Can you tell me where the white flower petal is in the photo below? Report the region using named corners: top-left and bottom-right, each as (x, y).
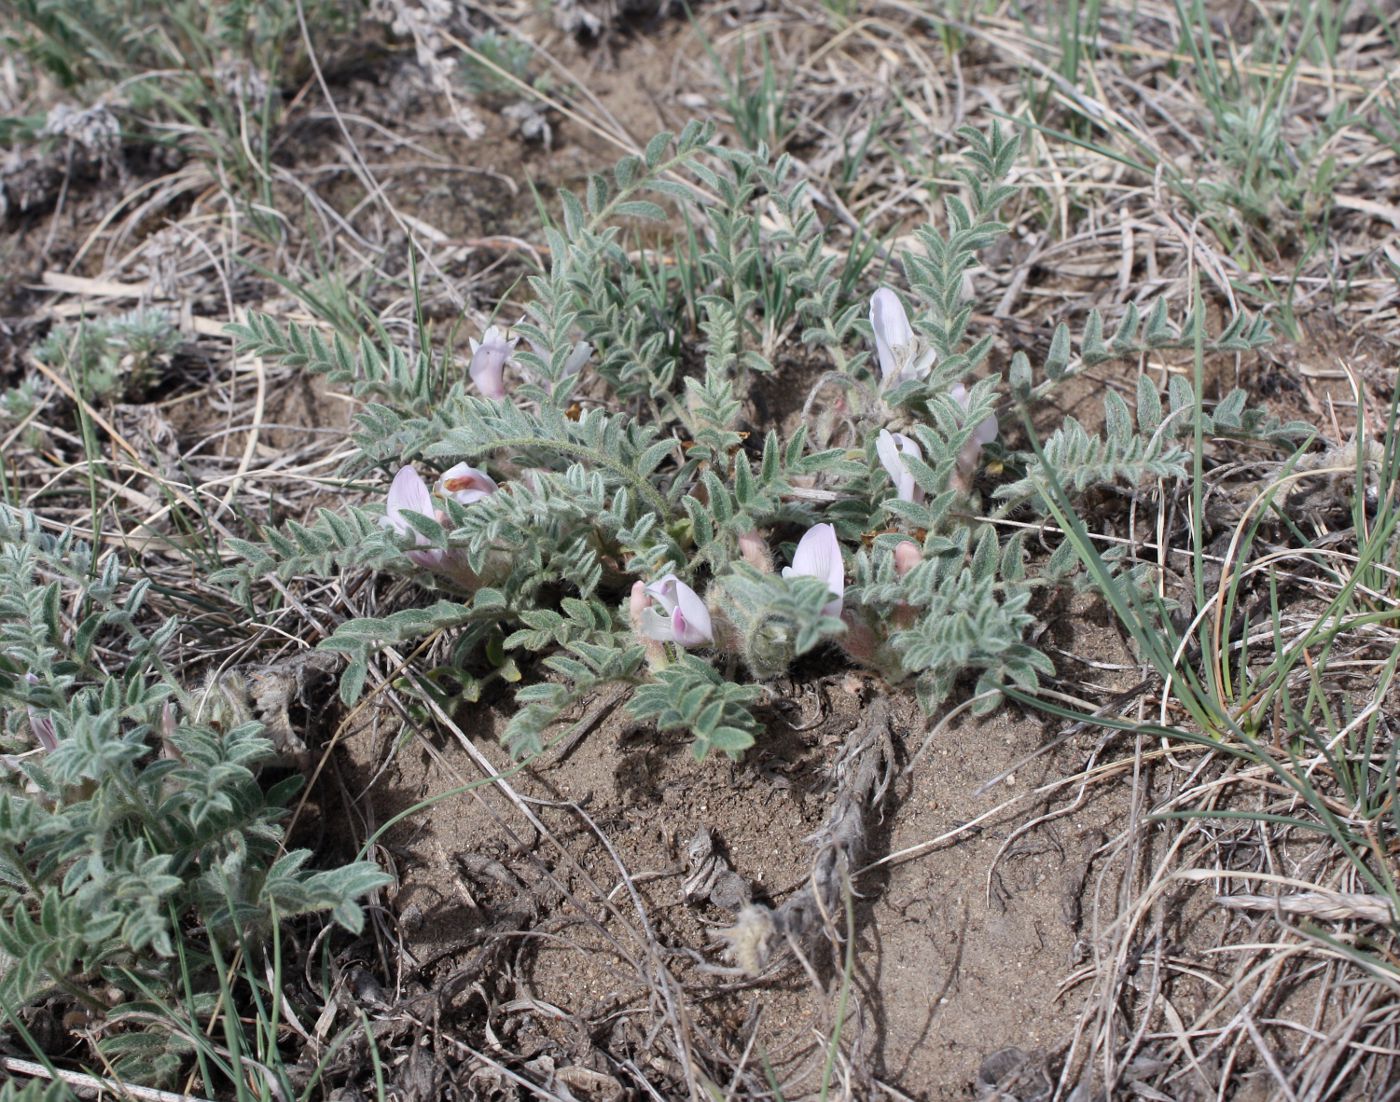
top-left (908, 345), bottom-right (938, 382)
top-left (790, 523), bottom-right (835, 579)
top-left (384, 466), bottom-right (434, 543)
top-left (876, 430), bottom-right (922, 503)
top-left (789, 523), bottom-right (844, 617)
top-left (645, 574), bottom-right (681, 616)
top-left (438, 462), bottom-right (499, 506)
top-left (640, 575), bottom-right (710, 646)
top-left (870, 288), bottom-right (912, 386)
top-left (639, 607), bottom-right (675, 642)
top-left (875, 428), bottom-right (901, 479)
top-left (671, 581), bottom-right (713, 647)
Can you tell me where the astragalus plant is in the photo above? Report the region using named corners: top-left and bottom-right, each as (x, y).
top-left (222, 121), bottom-right (1297, 762)
top-left (0, 507), bottom-right (389, 1084)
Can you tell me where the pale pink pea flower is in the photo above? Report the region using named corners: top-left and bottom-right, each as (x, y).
top-left (870, 288), bottom-right (936, 388)
top-left (380, 466), bottom-right (447, 569)
top-left (469, 325), bottom-right (519, 400)
top-left (638, 575), bottom-right (713, 648)
top-left (781, 523), bottom-right (844, 617)
top-left (24, 674), bottom-right (57, 752)
top-left (436, 462), bottom-right (498, 505)
top-left (876, 429), bottom-right (924, 504)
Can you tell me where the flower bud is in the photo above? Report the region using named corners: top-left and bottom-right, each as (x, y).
top-left (737, 529), bottom-right (773, 573)
top-left (893, 540), bottom-right (921, 578)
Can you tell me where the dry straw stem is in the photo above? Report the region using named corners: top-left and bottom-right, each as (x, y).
top-left (1, 1056), bottom-right (217, 1102)
top-left (1216, 891), bottom-right (1397, 927)
top-left (1053, 723), bottom-right (1400, 1099)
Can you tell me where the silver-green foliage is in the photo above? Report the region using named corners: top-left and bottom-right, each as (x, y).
top-left (998, 338), bottom-right (1308, 510)
top-left (0, 1079), bottom-right (67, 1102)
top-left (34, 309), bottom-right (179, 404)
top-left (221, 124), bottom-right (860, 758)
top-left (4, 0), bottom-right (356, 100)
top-left (219, 121), bottom-right (1299, 756)
top-left (0, 507), bottom-right (389, 1074)
top-left (849, 526), bottom-right (1047, 716)
top-left (629, 655), bottom-right (763, 760)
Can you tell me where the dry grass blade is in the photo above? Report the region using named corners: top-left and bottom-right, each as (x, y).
top-left (1215, 890), bottom-right (1398, 926)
